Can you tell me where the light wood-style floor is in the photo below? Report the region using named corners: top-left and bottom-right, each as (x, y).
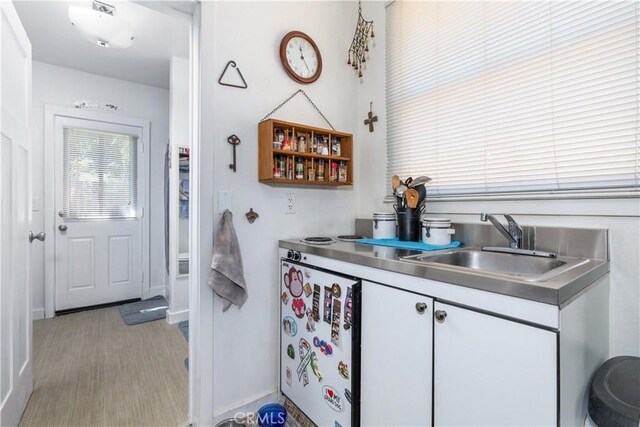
top-left (19, 307), bottom-right (188, 427)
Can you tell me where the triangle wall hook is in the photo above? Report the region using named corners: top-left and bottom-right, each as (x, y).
top-left (218, 60), bottom-right (248, 89)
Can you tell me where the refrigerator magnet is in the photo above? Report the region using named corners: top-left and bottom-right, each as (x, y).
top-left (310, 352), bottom-right (323, 381)
top-left (281, 292), bottom-right (289, 305)
top-left (285, 367), bottom-right (292, 386)
top-left (304, 283), bottom-right (313, 297)
top-left (284, 267), bottom-right (304, 298)
top-left (331, 283), bottom-right (342, 298)
top-left (292, 298), bottom-right (306, 319)
top-left (323, 286), bottom-right (333, 324)
top-left (287, 344), bottom-right (295, 359)
top-left (338, 361), bottom-right (349, 379)
top-left (322, 386), bottom-right (345, 412)
top-left (313, 336), bottom-right (333, 355)
top-left (331, 299), bottom-right (342, 346)
top-left (305, 309), bottom-right (316, 332)
top-left (297, 338), bottom-right (312, 387)
top-left (343, 288), bottom-right (353, 330)
top-left (312, 284), bottom-right (321, 321)
top-left (282, 316), bottom-right (297, 337)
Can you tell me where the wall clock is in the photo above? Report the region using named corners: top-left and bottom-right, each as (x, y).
top-left (280, 31), bottom-right (322, 84)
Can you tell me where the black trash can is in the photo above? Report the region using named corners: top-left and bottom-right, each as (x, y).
top-left (588, 356), bottom-right (640, 427)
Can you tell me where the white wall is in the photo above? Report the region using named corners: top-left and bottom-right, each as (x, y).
top-left (30, 61), bottom-right (170, 316)
top-left (206, 1), bottom-right (362, 416)
top-left (354, 6), bottom-right (640, 357)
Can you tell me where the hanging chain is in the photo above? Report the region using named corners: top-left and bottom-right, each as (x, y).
top-left (259, 89), bottom-right (336, 131)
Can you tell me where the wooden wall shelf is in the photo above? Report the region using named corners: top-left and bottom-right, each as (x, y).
top-left (259, 119), bottom-right (353, 187)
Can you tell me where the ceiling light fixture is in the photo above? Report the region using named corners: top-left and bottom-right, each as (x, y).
top-left (69, 0), bottom-right (134, 49)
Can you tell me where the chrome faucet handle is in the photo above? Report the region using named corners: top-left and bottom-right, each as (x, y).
top-left (504, 214), bottom-right (523, 249)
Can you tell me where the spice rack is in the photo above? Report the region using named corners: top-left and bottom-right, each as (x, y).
top-left (258, 119), bottom-right (353, 186)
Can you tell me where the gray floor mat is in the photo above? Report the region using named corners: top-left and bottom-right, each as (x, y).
top-left (118, 295), bottom-right (169, 325)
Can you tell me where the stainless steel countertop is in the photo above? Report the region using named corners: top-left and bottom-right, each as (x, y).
top-left (278, 239), bottom-right (609, 307)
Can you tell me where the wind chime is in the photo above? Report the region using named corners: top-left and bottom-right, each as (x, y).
top-left (347, 0), bottom-right (375, 78)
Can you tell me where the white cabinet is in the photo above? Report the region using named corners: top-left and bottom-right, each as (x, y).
top-left (433, 301), bottom-right (557, 426)
top-left (360, 281), bottom-right (433, 427)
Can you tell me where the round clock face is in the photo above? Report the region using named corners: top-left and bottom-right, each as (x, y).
top-left (280, 31), bottom-right (322, 84)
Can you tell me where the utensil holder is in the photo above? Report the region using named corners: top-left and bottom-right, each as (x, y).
top-left (395, 206), bottom-right (423, 241)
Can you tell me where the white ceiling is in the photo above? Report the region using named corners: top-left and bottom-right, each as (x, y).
top-left (14, 0), bottom-right (189, 89)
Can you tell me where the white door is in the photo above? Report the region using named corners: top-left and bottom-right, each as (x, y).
top-left (360, 282), bottom-right (433, 427)
top-left (0, 2), bottom-right (33, 425)
top-left (434, 301), bottom-right (557, 426)
top-left (54, 117), bottom-right (144, 311)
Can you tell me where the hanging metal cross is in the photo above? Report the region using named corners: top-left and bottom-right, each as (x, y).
top-left (364, 102), bottom-right (378, 132)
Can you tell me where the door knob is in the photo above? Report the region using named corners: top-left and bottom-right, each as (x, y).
top-left (58, 225), bottom-right (68, 232)
top-left (415, 302), bottom-right (428, 314)
top-left (29, 231), bottom-right (46, 243)
top-left (435, 309), bottom-right (447, 323)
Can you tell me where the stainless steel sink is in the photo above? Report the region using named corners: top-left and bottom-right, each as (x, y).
top-left (402, 249), bottom-right (588, 282)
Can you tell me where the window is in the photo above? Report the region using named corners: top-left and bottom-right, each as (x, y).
top-left (386, 1), bottom-right (639, 197)
top-left (63, 127), bottom-right (138, 219)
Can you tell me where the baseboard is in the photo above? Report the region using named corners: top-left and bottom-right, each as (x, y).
top-left (32, 308), bottom-right (45, 321)
top-left (166, 308), bottom-right (189, 324)
top-left (212, 390), bottom-right (278, 425)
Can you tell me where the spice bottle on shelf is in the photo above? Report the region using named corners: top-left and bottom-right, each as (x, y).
top-left (310, 136), bottom-right (317, 154)
top-left (287, 158), bottom-right (293, 180)
top-left (308, 165), bottom-right (315, 181)
top-left (274, 156), bottom-right (285, 178)
top-left (317, 159), bottom-right (325, 181)
top-left (297, 135), bottom-right (306, 153)
top-left (295, 158), bottom-right (304, 180)
top-left (322, 137), bottom-right (330, 155)
top-left (316, 136), bottom-right (324, 155)
top-left (332, 138), bottom-right (341, 156)
top-left (273, 159), bottom-right (282, 178)
top-left (330, 161), bottom-right (338, 182)
top-left (338, 161), bottom-right (347, 183)
top-left (282, 135), bottom-right (291, 151)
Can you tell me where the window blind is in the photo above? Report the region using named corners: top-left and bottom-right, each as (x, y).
top-left (386, 0), bottom-right (640, 196)
top-left (63, 127), bottom-right (138, 219)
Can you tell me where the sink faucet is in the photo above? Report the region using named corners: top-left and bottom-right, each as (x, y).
top-left (480, 213), bottom-right (523, 249)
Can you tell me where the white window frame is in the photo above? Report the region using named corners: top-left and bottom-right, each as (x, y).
top-left (60, 121), bottom-right (141, 221)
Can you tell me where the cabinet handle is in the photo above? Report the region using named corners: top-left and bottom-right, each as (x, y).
top-left (415, 302), bottom-right (428, 314)
top-left (435, 309), bottom-right (447, 323)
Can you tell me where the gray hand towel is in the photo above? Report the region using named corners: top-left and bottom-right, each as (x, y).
top-left (208, 209), bottom-right (248, 311)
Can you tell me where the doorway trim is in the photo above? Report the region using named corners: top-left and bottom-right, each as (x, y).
top-left (43, 106), bottom-right (151, 318)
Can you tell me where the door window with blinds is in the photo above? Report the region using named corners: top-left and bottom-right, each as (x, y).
top-left (63, 127), bottom-right (139, 219)
top-left (386, 1), bottom-right (639, 197)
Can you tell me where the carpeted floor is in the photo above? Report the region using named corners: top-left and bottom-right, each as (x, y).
top-left (19, 306), bottom-right (188, 427)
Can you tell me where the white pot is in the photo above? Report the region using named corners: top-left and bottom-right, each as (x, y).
top-left (421, 217), bottom-right (455, 245)
top-left (373, 212), bottom-right (396, 239)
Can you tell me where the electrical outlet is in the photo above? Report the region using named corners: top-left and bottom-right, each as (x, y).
top-left (286, 193), bottom-right (295, 214)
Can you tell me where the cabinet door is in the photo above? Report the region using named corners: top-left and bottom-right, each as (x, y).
top-left (361, 281), bottom-right (433, 426)
top-left (434, 302), bottom-right (557, 426)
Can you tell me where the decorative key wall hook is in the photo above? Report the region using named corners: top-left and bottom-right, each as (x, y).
top-left (227, 134), bottom-right (241, 172)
